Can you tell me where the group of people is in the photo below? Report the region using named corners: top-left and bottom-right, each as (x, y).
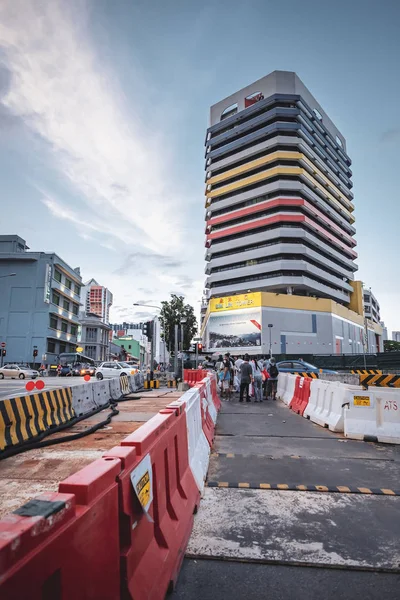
top-left (205, 353), bottom-right (279, 403)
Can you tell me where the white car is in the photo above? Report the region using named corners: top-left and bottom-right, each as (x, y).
top-left (0, 364), bottom-right (39, 379)
top-left (95, 361), bottom-right (133, 380)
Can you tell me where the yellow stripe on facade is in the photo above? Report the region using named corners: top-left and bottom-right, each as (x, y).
top-left (207, 165), bottom-right (354, 223)
top-left (208, 150), bottom-right (353, 211)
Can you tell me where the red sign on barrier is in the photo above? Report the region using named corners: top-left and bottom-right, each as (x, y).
top-left (25, 379), bottom-right (45, 392)
top-left (83, 374), bottom-right (91, 382)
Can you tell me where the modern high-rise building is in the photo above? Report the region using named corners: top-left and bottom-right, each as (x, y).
top-left (201, 71), bottom-right (383, 355)
top-left (80, 278), bottom-right (113, 324)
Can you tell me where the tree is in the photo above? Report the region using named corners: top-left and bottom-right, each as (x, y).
top-left (384, 340), bottom-right (400, 352)
top-left (159, 294), bottom-right (198, 353)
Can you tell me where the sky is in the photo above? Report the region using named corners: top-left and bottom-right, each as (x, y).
top-left (0, 0), bottom-right (399, 333)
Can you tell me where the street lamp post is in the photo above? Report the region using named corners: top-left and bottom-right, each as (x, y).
top-left (180, 317), bottom-right (187, 382)
top-left (133, 303), bottom-right (162, 369)
top-left (268, 324), bottom-right (273, 357)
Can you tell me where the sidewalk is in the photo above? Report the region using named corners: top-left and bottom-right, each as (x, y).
top-left (172, 395), bottom-right (400, 599)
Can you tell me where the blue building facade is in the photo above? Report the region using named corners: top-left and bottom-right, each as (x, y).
top-left (0, 235), bottom-right (82, 365)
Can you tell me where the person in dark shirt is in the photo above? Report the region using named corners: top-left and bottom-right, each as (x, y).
top-left (239, 354), bottom-right (253, 403)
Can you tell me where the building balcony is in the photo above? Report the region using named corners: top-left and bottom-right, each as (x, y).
top-left (49, 304), bottom-right (80, 324)
top-left (47, 328), bottom-right (78, 344)
top-left (51, 278), bottom-right (81, 302)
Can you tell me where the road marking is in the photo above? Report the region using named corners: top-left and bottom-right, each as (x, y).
top-left (206, 482), bottom-right (400, 496)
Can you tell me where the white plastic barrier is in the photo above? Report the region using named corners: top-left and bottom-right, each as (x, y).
top-left (277, 372), bottom-right (288, 400)
top-left (304, 380), bottom-right (363, 432)
top-left (282, 374), bottom-right (297, 405)
top-left (200, 377), bottom-right (217, 425)
top-left (168, 386), bottom-right (211, 494)
top-left (344, 388), bottom-right (400, 444)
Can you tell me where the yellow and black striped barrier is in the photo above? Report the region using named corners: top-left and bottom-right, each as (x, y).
top-left (144, 379), bottom-right (161, 390)
top-left (167, 380), bottom-right (177, 388)
top-left (0, 388), bottom-right (75, 452)
top-left (359, 373), bottom-right (400, 388)
top-left (293, 372), bottom-right (319, 378)
top-left (206, 481), bottom-right (399, 496)
top-left (351, 369), bottom-right (382, 375)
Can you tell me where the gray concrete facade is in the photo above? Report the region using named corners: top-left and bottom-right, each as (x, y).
top-left (77, 314), bottom-right (111, 362)
top-left (0, 235), bottom-right (82, 365)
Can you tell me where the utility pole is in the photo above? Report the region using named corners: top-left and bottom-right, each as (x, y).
top-left (180, 318), bottom-right (187, 382)
top-left (174, 324), bottom-right (178, 376)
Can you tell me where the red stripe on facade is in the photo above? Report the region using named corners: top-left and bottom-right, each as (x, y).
top-left (205, 213), bottom-right (357, 259)
top-left (207, 197), bottom-right (355, 247)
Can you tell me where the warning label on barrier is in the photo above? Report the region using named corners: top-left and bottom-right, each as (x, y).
top-left (130, 454), bottom-right (153, 521)
top-left (354, 396), bottom-right (370, 407)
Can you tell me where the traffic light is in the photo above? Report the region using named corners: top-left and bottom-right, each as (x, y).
top-left (2, 349), bottom-right (6, 357)
top-left (33, 348), bottom-right (38, 358)
top-left (198, 343), bottom-right (203, 352)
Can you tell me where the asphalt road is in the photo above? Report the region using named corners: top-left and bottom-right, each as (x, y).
top-left (172, 395), bottom-right (400, 599)
top-left (0, 377), bottom-right (94, 401)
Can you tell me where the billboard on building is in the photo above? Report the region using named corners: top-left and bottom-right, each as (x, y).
top-left (207, 307), bottom-right (262, 353)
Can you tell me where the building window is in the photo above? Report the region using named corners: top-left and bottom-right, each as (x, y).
top-left (335, 135), bottom-right (343, 148)
top-left (54, 269), bottom-right (62, 283)
top-left (86, 327), bottom-right (97, 342)
top-left (221, 103), bottom-right (238, 121)
top-left (72, 303), bottom-right (79, 315)
top-left (313, 108), bottom-right (323, 121)
top-left (74, 284), bottom-right (80, 295)
top-left (70, 325), bottom-right (77, 336)
top-left (47, 340), bottom-right (56, 353)
top-left (59, 342), bottom-right (67, 353)
top-left (52, 291), bottom-right (60, 306)
top-left (85, 345), bottom-right (96, 359)
top-left (50, 315), bottom-right (58, 329)
top-left (63, 299), bottom-right (70, 311)
top-left (65, 278), bottom-right (72, 290)
top-left (61, 321), bottom-right (68, 333)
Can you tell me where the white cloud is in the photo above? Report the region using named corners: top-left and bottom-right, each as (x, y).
top-left (0, 0), bottom-right (206, 324)
top-left (0, 0), bottom-right (182, 255)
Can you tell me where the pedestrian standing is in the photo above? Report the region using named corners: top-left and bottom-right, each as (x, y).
top-left (262, 354), bottom-right (271, 398)
top-left (266, 358), bottom-right (279, 400)
top-left (251, 359), bottom-right (263, 402)
top-left (221, 354), bottom-right (232, 400)
top-left (239, 354), bottom-right (253, 403)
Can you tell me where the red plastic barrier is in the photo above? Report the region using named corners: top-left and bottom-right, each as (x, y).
top-left (184, 369), bottom-right (208, 386)
top-left (194, 381), bottom-right (215, 447)
top-left (0, 458), bottom-right (121, 599)
top-left (208, 374), bottom-right (221, 412)
top-left (105, 407), bottom-right (200, 600)
top-left (289, 376), bottom-right (311, 416)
